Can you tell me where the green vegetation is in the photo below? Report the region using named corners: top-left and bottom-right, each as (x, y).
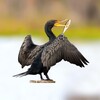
top-left (0, 19), bottom-right (100, 41)
top-left (66, 26), bottom-right (100, 41)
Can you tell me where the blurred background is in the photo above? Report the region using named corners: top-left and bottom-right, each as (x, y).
top-left (0, 0), bottom-right (100, 100)
top-left (0, 0), bottom-right (100, 40)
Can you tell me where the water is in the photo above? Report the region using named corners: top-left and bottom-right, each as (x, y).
top-left (0, 37), bottom-right (100, 100)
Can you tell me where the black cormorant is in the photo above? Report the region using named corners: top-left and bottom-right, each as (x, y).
top-left (13, 19), bottom-right (89, 81)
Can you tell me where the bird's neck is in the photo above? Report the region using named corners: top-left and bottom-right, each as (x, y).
top-left (45, 26), bottom-right (56, 41)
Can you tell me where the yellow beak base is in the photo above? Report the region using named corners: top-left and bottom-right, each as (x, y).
top-left (54, 22), bottom-right (65, 27)
top-left (54, 19), bottom-right (69, 27)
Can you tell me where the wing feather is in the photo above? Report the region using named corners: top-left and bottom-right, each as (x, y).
top-left (18, 35), bottom-right (43, 68)
top-left (41, 35), bottom-right (89, 69)
top-left (63, 37), bottom-right (89, 67)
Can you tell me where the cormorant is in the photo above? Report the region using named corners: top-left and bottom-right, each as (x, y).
top-left (13, 19), bottom-right (89, 81)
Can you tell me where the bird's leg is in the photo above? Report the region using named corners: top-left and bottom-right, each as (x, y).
top-left (44, 73), bottom-right (50, 80)
top-left (43, 67), bottom-right (51, 80)
top-left (43, 67), bottom-right (55, 82)
top-left (40, 73), bottom-right (44, 80)
top-left (44, 73), bottom-right (53, 81)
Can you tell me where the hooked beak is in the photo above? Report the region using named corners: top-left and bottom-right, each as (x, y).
top-left (54, 19), bottom-right (69, 27)
top-left (54, 19), bottom-right (71, 34)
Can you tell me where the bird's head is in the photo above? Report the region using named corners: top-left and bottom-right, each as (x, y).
top-left (45, 19), bottom-right (71, 30)
top-left (45, 19), bottom-right (71, 40)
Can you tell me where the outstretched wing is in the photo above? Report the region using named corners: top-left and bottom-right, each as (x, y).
top-left (62, 36), bottom-right (89, 67)
top-left (18, 35), bottom-right (43, 68)
top-left (41, 35), bottom-right (89, 69)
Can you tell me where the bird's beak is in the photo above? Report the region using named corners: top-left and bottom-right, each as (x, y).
top-left (54, 19), bottom-right (69, 27)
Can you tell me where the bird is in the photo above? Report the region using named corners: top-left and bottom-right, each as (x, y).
top-left (13, 19), bottom-right (89, 81)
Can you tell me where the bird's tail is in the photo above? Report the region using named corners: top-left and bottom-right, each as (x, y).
top-left (13, 72), bottom-right (27, 77)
